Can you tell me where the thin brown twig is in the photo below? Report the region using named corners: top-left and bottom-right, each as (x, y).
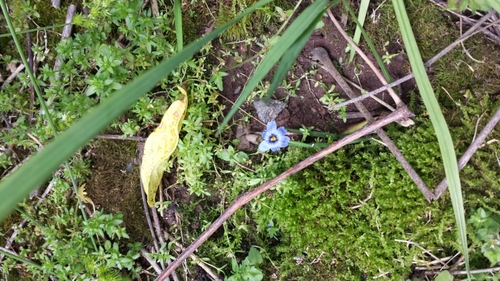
top-left (433, 107), bottom-right (500, 199)
top-left (53, 5), bottom-right (76, 72)
top-left (151, 207), bottom-right (166, 270)
top-left (141, 249), bottom-right (163, 274)
top-left (430, 0), bottom-right (500, 44)
top-left (138, 143), bottom-right (161, 253)
top-left (424, 266), bottom-right (500, 276)
top-left (137, 144), bottom-right (178, 281)
top-left (163, 232), bottom-right (222, 281)
top-left (1, 63), bottom-right (25, 89)
top-left (155, 106), bottom-right (414, 280)
top-left (95, 134), bottom-right (147, 141)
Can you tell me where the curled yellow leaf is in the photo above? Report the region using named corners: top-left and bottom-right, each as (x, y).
top-left (141, 86), bottom-right (188, 206)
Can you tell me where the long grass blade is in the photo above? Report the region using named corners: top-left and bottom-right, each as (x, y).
top-left (216, 0), bottom-right (336, 135)
top-left (0, 23), bottom-right (68, 38)
top-left (346, 0), bottom-right (369, 62)
top-left (392, 0), bottom-right (470, 279)
top-left (0, 0), bottom-right (272, 222)
top-left (174, 0), bottom-right (183, 51)
top-left (344, 2), bottom-right (392, 84)
top-left (264, 13), bottom-right (322, 102)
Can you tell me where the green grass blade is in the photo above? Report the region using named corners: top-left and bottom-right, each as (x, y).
top-left (216, 0), bottom-right (337, 135)
top-left (264, 13), bottom-right (322, 102)
top-left (174, 0), bottom-right (183, 51)
top-left (0, 23), bottom-right (68, 38)
top-left (0, 0), bottom-right (272, 222)
top-left (392, 0), bottom-right (470, 279)
top-left (346, 0), bottom-right (369, 62)
top-left (344, 3), bottom-right (392, 84)
top-left (0, 248), bottom-right (47, 272)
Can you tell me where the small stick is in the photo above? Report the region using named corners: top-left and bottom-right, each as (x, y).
top-left (95, 134), bottom-right (147, 141)
top-left (155, 106), bottom-right (414, 280)
top-left (430, 0), bottom-right (500, 44)
top-left (53, 5), bottom-right (76, 72)
top-left (138, 142), bottom-right (178, 281)
top-left (51, 0), bottom-right (61, 8)
top-left (433, 107), bottom-right (500, 199)
top-left (164, 232), bottom-right (222, 280)
top-left (424, 266), bottom-right (500, 276)
top-left (1, 64), bottom-right (25, 89)
top-left (141, 249), bottom-right (163, 274)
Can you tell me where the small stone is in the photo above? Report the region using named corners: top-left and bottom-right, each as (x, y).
top-left (253, 98), bottom-right (286, 123)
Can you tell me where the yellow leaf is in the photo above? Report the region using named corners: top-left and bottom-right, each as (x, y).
top-left (341, 117), bottom-right (381, 134)
top-left (341, 120), bottom-right (368, 134)
top-left (76, 184), bottom-right (96, 213)
top-left (141, 86), bottom-right (188, 207)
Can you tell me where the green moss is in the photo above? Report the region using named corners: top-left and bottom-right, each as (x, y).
top-left (215, 0), bottom-right (280, 41)
top-left (246, 113), bottom-right (500, 279)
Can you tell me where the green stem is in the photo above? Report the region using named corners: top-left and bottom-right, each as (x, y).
top-left (288, 137), bottom-right (371, 149)
top-left (287, 128), bottom-right (342, 139)
top-left (0, 248), bottom-right (48, 273)
top-left (0, 23), bottom-right (68, 38)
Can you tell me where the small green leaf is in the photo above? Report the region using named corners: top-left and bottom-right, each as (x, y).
top-left (435, 270), bottom-right (453, 281)
top-left (245, 247), bottom-right (263, 266)
top-left (231, 257), bottom-right (239, 273)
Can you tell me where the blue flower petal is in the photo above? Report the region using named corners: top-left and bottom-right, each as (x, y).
top-left (276, 126), bottom-right (287, 136)
top-left (262, 129), bottom-right (273, 141)
top-left (267, 120), bottom-right (277, 131)
top-left (278, 135), bottom-right (290, 147)
top-left (258, 140), bottom-right (272, 152)
top-left (259, 120), bottom-right (290, 153)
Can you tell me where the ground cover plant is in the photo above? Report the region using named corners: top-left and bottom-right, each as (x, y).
top-left (1, 0), bottom-right (500, 280)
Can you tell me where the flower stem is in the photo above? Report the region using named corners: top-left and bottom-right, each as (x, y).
top-left (288, 137), bottom-right (371, 149)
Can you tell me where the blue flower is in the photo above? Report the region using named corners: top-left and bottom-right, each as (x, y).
top-left (258, 120), bottom-right (290, 152)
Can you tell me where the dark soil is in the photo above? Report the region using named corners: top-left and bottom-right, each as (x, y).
top-left (219, 10), bottom-right (415, 145)
top-left (84, 139), bottom-right (150, 243)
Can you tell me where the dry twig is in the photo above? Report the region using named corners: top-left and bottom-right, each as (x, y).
top-left (53, 5), bottom-right (76, 72)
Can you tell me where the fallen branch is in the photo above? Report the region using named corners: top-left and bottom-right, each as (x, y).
top-left (141, 249), bottom-right (163, 274)
top-left (326, 9), bottom-right (405, 110)
top-left (424, 266), bottom-right (500, 276)
top-left (155, 106), bottom-right (414, 280)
